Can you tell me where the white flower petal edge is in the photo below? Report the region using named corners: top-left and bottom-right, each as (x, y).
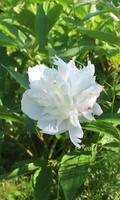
top-left (21, 57), bottom-right (103, 148)
top-left (117, 108), bottom-right (120, 113)
top-left (21, 90), bottom-right (42, 120)
top-left (28, 64), bottom-right (47, 82)
top-left (69, 125), bottom-right (83, 148)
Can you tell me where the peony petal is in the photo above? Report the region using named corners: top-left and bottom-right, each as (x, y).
top-left (67, 60), bottom-right (78, 72)
top-left (54, 56), bottom-right (68, 79)
top-left (79, 115), bottom-right (90, 123)
top-left (80, 60), bottom-right (95, 76)
top-left (28, 64), bottom-right (46, 82)
top-left (86, 60), bottom-right (95, 75)
top-left (69, 114), bottom-right (80, 127)
top-left (93, 103), bottom-right (103, 116)
top-left (21, 90), bottom-right (42, 120)
top-left (82, 112), bottom-right (95, 121)
top-left (54, 56), bottom-right (66, 69)
top-left (54, 57), bottom-right (78, 80)
top-left (76, 85), bottom-right (103, 113)
top-left (68, 62), bottom-right (96, 96)
top-left (37, 119), bottom-right (68, 135)
top-left (69, 125), bottom-right (84, 148)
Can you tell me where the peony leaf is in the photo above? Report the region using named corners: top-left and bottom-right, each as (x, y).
top-left (33, 166), bottom-right (53, 200)
top-left (0, 105), bottom-right (24, 124)
top-left (47, 4), bottom-right (63, 32)
top-left (97, 113), bottom-right (120, 125)
top-left (79, 29), bottom-right (120, 45)
top-left (2, 64), bottom-right (29, 89)
top-left (0, 160), bottom-right (44, 181)
top-left (59, 152), bottom-right (91, 200)
top-left (35, 5), bottom-right (47, 47)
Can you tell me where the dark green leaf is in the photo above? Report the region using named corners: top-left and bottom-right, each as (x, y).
top-left (84, 121), bottom-right (120, 140)
top-left (97, 113), bottom-right (120, 125)
top-left (14, 9), bottom-right (35, 33)
top-left (34, 166), bottom-right (53, 200)
top-left (35, 5), bottom-right (47, 47)
top-left (103, 141), bottom-right (120, 153)
top-left (0, 105), bottom-right (24, 124)
top-left (2, 65), bottom-right (29, 89)
top-left (0, 160), bottom-right (43, 181)
top-left (59, 153), bottom-right (91, 200)
top-left (47, 4), bottom-right (63, 32)
top-left (79, 29), bottom-right (120, 45)
top-left (0, 31), bottom-right (15, 46)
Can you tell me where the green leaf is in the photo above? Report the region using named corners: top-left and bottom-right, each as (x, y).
top-left (103, 141), bottom-right (120, 153)
top-left (35, 5), bottom-right (47, 47)
top-left (79, 29), bottom-right (120, 45)
top-left (0, 105), bottom-right (24, 124)
top-left (33, 166), bottom-right (53, 200)
top-left (59, 153), bottom-right (91, 200)
top-left (47, 4), bottom-right (63, 32)
top-left (35, 4), bottom-right (62, 48)
top-left (84, 121), bottom-right (120, 140)
top-left (0, 21), bottom-right (25, 47)
top-left (2, 65), bottom-right (29, 89)
top-left (83, 10), bottom-right (108, 21)
top-left (97, 113), bottom-right (120, 125)
top-left (14, 9), bottom-right (35, 33)
top-left (104, 1), bottom-right (120, 18)
top-left (0, 31), bottom-right (15, 46)
top-left (0, 160), bottom-right (43, 181)
top-left (59, 47), bottom-right (80, 57)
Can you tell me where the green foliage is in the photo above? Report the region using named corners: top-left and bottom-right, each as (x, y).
top-left (2, 64), bottom-right (29, 89)
top-left (0, 0), bottom-right (120, 199)
top-left (0, 177), bottom-right (34, 200)
top-left (59, 152), bottom-right (92, 200)
top-left (33, 166), bottom-right (53, 200)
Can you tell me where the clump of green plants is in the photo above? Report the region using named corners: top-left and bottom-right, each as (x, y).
top-left (0, 177), bottom-right (34, 200)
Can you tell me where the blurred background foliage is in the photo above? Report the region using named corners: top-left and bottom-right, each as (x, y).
top-left (0, 0), bottom-right (120, 199)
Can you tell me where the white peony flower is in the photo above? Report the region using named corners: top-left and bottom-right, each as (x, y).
top-left (21, 57), bottom-right (103, 147)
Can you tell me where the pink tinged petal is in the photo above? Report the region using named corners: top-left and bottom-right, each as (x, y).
top-left (93, 103), bottom-right (103, 116)
top-left (69, 125), bottom-right (84, 148)
top-left (28, 64), bottom-right (47, 82)
top-left (76, 85), bottom-right (103, 113)
top-left (21, 90), bottom-right (42, 120)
